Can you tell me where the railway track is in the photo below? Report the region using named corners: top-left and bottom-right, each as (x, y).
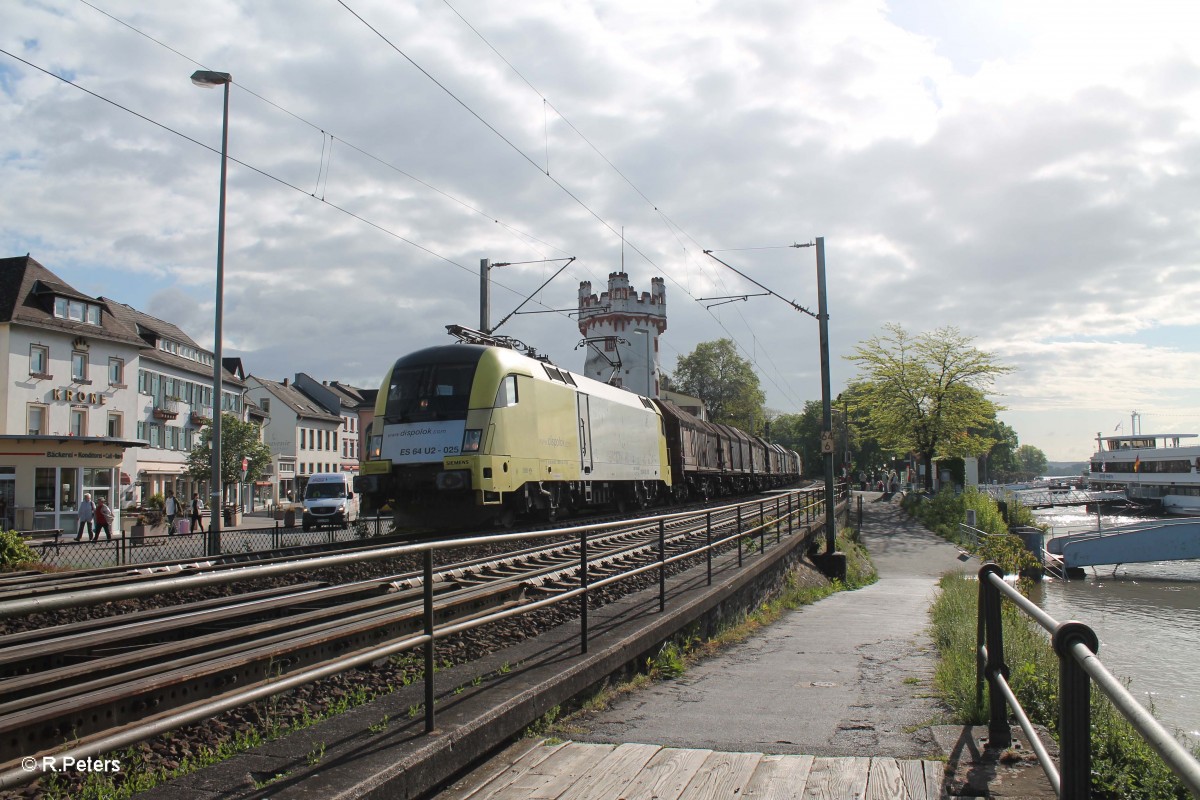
top-left (0, 488), bottom-right (822, 793)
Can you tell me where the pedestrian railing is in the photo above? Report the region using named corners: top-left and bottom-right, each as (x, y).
top-left (22, 515), bottom-right (398, 571)
top-left (976, 563), bottom-right (1200, 798)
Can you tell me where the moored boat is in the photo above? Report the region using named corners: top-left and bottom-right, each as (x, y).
top-left (1089, 430), bottom-right (1200, 515)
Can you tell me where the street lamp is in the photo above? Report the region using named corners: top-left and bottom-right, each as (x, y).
top-left (191, 69), bottom-right (232, 556)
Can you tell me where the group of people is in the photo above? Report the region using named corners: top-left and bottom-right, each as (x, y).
top-left (73, 493), bottom-right (114, 541)
top-left (74, 489), bottom-right (208, 541)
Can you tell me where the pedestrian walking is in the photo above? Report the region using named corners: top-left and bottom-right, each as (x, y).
top-left (75, 493), bottom-right (95, 541)
top-left (190, 492), bottom-right (205, 534)
top-left (94, 497), bottom-right (114, 541)
top-left (164, 490), bottom-right (179, 534)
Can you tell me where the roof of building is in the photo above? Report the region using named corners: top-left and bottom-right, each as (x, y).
top-left (98, 299), bottom-right (244, 386)
top-left (0, 256), bottom-right (149, 348)
top-left (249, 376), bottom-right (342, 424)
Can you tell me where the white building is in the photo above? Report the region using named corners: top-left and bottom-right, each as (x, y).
top-left (291, 374), bottom-right (370, 474)
top-left (0, 256), bottom-right (147, 532)
top-left (102, 301), bottom-right (246, 508)
top-left (577, 272), bottom-right (667, 397)
top-left (244, 376), bottom-right (342, 504)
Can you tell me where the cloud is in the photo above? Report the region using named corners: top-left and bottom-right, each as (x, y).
top-left (2, 0), bottom-right (1199, 462)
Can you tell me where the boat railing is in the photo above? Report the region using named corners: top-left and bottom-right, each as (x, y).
top-left (977, 563), bottom-right (1200, 798)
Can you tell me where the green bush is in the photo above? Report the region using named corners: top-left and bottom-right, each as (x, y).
top-left (0, 529), bottom-right (38, 569)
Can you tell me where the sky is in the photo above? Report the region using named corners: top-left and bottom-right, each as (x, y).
top-left (3, 0), bottom-right (1199, 462)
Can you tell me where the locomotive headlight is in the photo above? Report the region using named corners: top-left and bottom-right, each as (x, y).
top-left (461, 429), bottom-right (482, 453)
top-left (369, 435), bottom-right (382, 459)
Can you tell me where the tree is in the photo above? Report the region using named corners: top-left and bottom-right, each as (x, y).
top-left (980, 419), bottom-right (1020, 483)
top-left (672, 339), bottom-right (766, 429)
top-left (768, 403), bottom-right (822, 478)
top-left (186, 414), bottom-right (273, 501)
top-left (846, 324), bottom-right (1012, 491)
top-left (1015, 444), bottom-right (1048, 481)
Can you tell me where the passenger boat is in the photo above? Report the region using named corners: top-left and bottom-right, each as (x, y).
top-left (1088, 431), bottom-right (1200, 515)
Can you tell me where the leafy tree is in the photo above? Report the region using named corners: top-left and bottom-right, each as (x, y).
top-left (186, 414), bottom-right (273, 501)
top-left (979, 419), bottom-right (1020, 483)
top-left (768, 402), bottom-right (822, 478)
top-left (1015, 444), bottom-right (1048, 481)
top-left (846, 324), bottom-right (1012, 491)
top-left (672, 339), bottom-right (766, 429)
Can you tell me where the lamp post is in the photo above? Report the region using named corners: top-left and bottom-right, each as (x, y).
top-left (191, 69), bottom-right (232, 556)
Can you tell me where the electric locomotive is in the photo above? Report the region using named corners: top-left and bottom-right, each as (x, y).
top-left (354, 336), bottom-right (669, 527)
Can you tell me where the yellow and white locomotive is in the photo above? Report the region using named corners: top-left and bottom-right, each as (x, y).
top-left (354, 327), bottom-right (802, 528)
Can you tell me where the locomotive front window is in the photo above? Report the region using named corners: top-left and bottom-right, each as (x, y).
top-left (385, 362), bottom-right (475, 422)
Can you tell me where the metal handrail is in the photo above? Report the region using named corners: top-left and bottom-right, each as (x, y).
top-left (0, 486), bottom-right (838, 788)
top-left (976, 563), bottom-right (1200, 798)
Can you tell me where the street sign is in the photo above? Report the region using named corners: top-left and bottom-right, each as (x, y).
top-left (820, 432), bottom-right (835, 454)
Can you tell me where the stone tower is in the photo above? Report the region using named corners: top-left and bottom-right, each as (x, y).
top-left (577, 273), bottom-right (667, 396)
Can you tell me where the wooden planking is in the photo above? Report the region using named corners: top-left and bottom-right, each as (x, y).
top-left (447, 740), bottom-right (568, 800)
top-left (619, 745), bottom-right (713, 800)
top-left (460, 742), bottom-right (946, 800)
top-left (678, 750), bottom-right (764, 800)
top-left (484, 742), bottom-right (613, 800)
top-left (555, 742), bottom-right (663, 800)
top-left (922, 760), bottom-right (945, 799)
top-left (897, 759), bottom-right (926, 799)
top-left (865, 757), bottom-right (905, 800)
top-left (801, 756), bottom-right (871, 800)
top-left (743, 753), bottom-right (815, 799)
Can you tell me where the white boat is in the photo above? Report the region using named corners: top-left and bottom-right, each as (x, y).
top-left (1089, 431), bottom-right (1200, 515)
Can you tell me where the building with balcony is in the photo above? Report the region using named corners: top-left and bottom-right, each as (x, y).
top-left (103, 302), bottom-right (246, 508)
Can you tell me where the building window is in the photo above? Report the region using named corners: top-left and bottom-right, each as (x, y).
top-left (27, 404), bottom-right (47, 435)
top-left (109, 357), bottom-right (125, 387)
top-left (149, 424), bottom-right (161, 448)
top-left (261, 398), bottom-right (270, 413)
top-left (299, 428), bottom-right (306, 450)
top-left (70, 408), bottom-right (87, 437)
top-left (30, 344), bottom-right (49, 377)
top-left (53, 297), bottom-right (101, 325)
top-left (107, 412), bottom-right (122, 438)
top-left (71, 351), bottom-right (89, 383)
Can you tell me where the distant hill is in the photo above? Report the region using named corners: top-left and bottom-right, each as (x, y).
top-left (1046, 461), bottom-right (1089, 477)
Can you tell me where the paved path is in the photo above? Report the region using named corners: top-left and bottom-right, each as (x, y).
top-left (568, 493), bottom-right (974, 758)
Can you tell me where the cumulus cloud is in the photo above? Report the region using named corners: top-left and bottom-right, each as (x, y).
top-left (2, 0), bottom-right (1199, 461)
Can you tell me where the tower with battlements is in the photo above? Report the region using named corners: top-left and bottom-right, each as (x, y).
top-left (577, 273), bottom-right (667, 396)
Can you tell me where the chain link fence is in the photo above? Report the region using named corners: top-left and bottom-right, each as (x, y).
top-left (24, 515), bottom-right (397, 571)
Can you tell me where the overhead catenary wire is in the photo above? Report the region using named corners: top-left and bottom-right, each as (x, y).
top-left (343, 0), bottom-right (806, 410)
top-left (59, 3), bottom-right (808, 411)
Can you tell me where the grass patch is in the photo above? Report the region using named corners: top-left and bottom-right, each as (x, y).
top-left (929, 573), bottom-right (1195, 799)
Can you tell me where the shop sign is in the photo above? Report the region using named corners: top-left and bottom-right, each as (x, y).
top-left (51, 389), bottom-right (106, 405)
top-left (45, 450), bottom-right (123, 461)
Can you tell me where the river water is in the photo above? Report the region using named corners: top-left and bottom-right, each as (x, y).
top-left (1028, 507), bottom-right (1200, 744)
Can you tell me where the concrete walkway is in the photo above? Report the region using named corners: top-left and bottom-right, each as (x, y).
top-left (565, 492), bottom-right (974, 759)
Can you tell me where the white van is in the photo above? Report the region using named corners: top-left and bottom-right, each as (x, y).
top-left (302, 472), bottom-right (359, 531)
